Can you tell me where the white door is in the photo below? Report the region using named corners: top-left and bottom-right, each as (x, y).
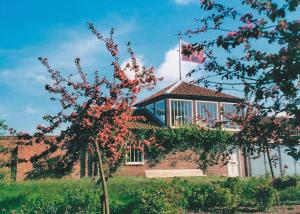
top-left (228, 149), bottom-right (240, 177)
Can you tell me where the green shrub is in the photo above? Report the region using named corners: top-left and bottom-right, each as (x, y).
top-left (110, 200), bottom-right (138, 214)
top-left (22, 184), bottom-right (101, 213)
top-left (1, 176), bottom-right (295, 213)
top-left (240, 177), bottom-right (276, 211)
top-left (272, 176), bottom-right (297, 190)
top-left (188, 182), bottom-right (238, 212)
top-left (219, 177), bottom-right (242, 195)
top-left (130, 178), bottom-right (189, 214)
top-left (279, 186), bottom-right (300, 203)
top-left (0, 168), bottom-right (9, 181)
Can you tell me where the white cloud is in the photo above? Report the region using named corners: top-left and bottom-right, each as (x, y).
top-left (0, 32), bottom-right (103, 86)
top-left (0, 21), bottom-right (136, 88)
top-left (121, 56), bottom-right (144, 80)
top-left (174, 0), bottom-right (197, 5)
top-left (157, 45), bottom-right (199, 84)
top-left (25, 106), bottom-right (40, 115)
top-left (0, 18), bottom-right (137, 134)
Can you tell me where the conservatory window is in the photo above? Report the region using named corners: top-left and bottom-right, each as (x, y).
top-left (145, 103), bottom-right (155, 114)
top-left (170, 100), bottom-right (193, 127)
top-left (196, 101), bottom-right (218, 126)
top-left (221, 103), bottom-right (242, 129)
top-left (125, 145), bottom-right (144, 165)
top-left (155, 100), bottom-right (166, 124)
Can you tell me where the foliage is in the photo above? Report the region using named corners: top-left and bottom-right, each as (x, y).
top-left (1, 176), bottom-right (298, 213)
top-left (22, 184), bottom-right (101, 213)
top-left (240, 177), bottom-right (276, 211)
top-left (188, 182), bottom-right (239, 212)
top-left (0, 179), bottom-right (95, 213)
top-left (132, 179), bottom-right (189, 214)
top-left (272, 176), bottom-right (297, 190)
top-left (0, 168), bottom-right (9, 181)
top-left (185, 0), bottom-right (299, 122)
top-left (136, 125), bottom-right (231, 173)
top-left (0, 120), bottom-right (7, 136)
top-left (279, 186), bottom-right (300, 203)
top-left (183, 0), bottom-right (300, 173)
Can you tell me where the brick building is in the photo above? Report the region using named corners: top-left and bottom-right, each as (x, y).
top-left (0, 81), bottom-right (249, 180)
top-left (116, 81), bottom-right (247, 178)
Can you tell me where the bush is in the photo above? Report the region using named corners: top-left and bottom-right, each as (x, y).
top-left (1, 176), bottom-right (293, 213)
top-left (22, 184), bottom-right (101, 213)
top-left (272, 176), bottom-right (297, 190)
top-left (188, 182), bottom-right (238, 212)
top-left (127, 178), bottom-right (189, 214)
top-left (279, 186), bottom-right (300, 203)
top-left (240, 177), bottom-right (276, 211)
top-left (0, 168), bottom-right (9, 181)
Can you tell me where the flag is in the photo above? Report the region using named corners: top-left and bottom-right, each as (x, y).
top-left (181, 43), bottom-right (205, 64)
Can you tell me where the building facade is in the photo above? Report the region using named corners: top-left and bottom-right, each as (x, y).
top-left (116, 81), bottom-right (248, 178)
top-left (1, 81), bottom-right (251, 180)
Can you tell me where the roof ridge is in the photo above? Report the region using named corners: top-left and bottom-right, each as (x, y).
top-left (134, 80), bottom-right (242, 107)
top-left (165, 80), bottom-right (182, 94)
top-left (181, 81), bottom-right (239, 98)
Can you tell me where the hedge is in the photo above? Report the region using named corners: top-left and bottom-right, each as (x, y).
top-left (1, 176), bottom-right (299, 213)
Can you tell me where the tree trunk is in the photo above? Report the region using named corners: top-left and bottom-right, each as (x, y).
top-left (95, 139), bottom-right (110, 214)
top-left (265, 143), bottom-right (275, 178)
top-left (265, 144), bottom-right (280, 205)
top-left (242, 147), bottom-right (249, 177)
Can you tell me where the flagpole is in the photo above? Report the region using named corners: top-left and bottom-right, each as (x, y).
top-left (178, 36), bottom-right (182, 80)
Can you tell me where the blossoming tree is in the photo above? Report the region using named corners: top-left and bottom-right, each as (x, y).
top-left (182, 0), bottom-right (299, 177)
top-left (8, 23), bottom-right (160, 213)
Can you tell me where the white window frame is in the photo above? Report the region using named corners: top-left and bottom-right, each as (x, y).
top-left (195, 100), bottom-right (219, 124)
top-left (169, 99), bottom-right (193, 128)
top-left (125, 145), bottom-right (145, 165)
top-left (220, 102), bottom-right (241, 132)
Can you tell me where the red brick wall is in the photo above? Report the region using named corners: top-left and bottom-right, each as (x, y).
top-left (0, 138), bottom-right (248, 180)
top-left (116, 151), bottom-right (200, 176)
top-left (0, 137), bottom-right (81, 181)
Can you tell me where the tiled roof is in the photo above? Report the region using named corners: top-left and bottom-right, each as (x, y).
top-left (126, 108), bottom-right (161, 129)
top-left (134, 82), bottom-right (178, 106)
top-left (134, 81), bottom-right (242, 107)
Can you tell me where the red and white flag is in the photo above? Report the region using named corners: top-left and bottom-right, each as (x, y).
top-left (181, 43), bottom-right (205, 64)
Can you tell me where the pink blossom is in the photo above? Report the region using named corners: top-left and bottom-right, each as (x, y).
top-left (227, 31), bottom-right (238, 37)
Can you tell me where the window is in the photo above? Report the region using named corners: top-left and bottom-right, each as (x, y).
top-left (125, 145), bottom-right (144, 165)
top-left (145, 103), bottom-right (155, 114)
top-left (196, 101), bottom-right (218, 126)
top-left (222, 103), bottom-right (242, 129)
top-left (155, 100), bottom-right (166, 124)
top-left (170, 100), bottom-right (193, 127)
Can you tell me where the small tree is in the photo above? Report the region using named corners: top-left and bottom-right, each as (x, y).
top-left (8, 24), bottom-right (160, 213)
top-left (181, 0), bottom-right (300, 174)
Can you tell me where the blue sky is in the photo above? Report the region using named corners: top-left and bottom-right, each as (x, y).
top-left (0, 0), bottom-right (270, 133)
